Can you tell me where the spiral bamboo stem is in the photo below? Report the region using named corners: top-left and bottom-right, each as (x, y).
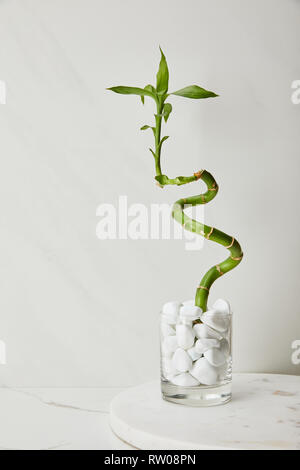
top-left (159, 170), bottom-right (243, 311)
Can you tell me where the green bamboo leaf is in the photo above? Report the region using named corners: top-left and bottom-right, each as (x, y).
top-left (172, 85), bottom-right (218, 99)
top-left (149, 148), bottom-right (157, 159)
top-left (160, 135), bottom-right (169, 144)
top-left (107, 86), bottom-right (155, 98)
top-left (158, 135), bottom-right (169, 151)
top-left (163, 103), bottom-right (172, 122)
top-left (140, 124), bottom-right (155, 131)
top-left (144, 84), bottom-right (156, 94)
top-left (140, 84), bottom-right (156, 105)
top-left (156, 48), bottom-right (169, 94)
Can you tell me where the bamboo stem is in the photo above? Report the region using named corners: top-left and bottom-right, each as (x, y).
top-left (154, 100), bottom-right (163, 176)
top-left (160, 170), bottom-right (243, 312)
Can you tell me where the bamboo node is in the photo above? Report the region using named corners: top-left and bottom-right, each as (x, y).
top-left (231, 254), bottom-right (243, 261)
top-left (216, 265), bottom-right (224, 275)
top-left (194, 170), bottom-right (204, 180)
top-left (198, 285), bottom-right (209, 291)
top-left (206, 227), bottom-right (214, 240)
top-left (225, 237), bottom-right (235, 249)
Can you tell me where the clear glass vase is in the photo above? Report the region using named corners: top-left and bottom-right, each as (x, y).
top-left (160, 300), bottom-right (232, 406)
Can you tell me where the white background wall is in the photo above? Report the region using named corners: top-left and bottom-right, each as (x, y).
top-left (0, 0), bottom-right (299, 387)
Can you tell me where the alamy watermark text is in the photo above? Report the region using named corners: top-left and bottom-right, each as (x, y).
top-left (96, 196), bottom-right (205, 251)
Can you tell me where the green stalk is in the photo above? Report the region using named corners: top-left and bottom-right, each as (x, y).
top-left (154, 99), bottom-right (163, 176)
top-left (164, 170), bottom-right (243, 311)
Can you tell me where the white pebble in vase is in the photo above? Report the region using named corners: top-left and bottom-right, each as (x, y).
top-left (201, 309), bottom-right (230, 333)
top-left (220, 338), bottom-right (230, 356)
top-left (179, 305), bottom-right (202, 322)
top-left (212, 298), bottom-right (231, 315)
top-left (162, 301), bottom-right (181, 324)
top-left (187, 346), bottom-right (202, 361)
top-left (195, 338), bottom-right (220, 354)
top-left (180, 318), bottom-right (194, 327)
top-left (162, 357), bottom-right (179, 377)
top-left (161, 335), bottom-right (178, 357)
top-left (172, 348), bottom-right (193, 372)
top-left (193, 323), bottom-right (222, 340)
top-left (204, 348), bottom-right (226, 367)
top-left (190, 357), bottom-right (219, 386)
top-left (161, 322), bottom-right (176, 338)
top-left (176, 324), bottom-right (195, 350)
top-left (216, 361), bottom-right (228, 381)
top-left (170, 373), bottom-right (199, 387)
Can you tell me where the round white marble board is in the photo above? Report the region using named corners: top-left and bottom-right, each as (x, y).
top-left (110, 373), bottom-right (300, 450)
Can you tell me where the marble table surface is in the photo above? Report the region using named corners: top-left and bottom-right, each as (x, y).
top-left (111, 374), bottom-right (300, 450)
top-left (0, 374), bottom-right (299, 450)
top-left (0, 386), bottom-right (125, 450)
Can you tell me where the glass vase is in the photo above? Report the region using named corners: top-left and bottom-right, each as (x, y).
top-left (160, 300), bottom-right (232, 406)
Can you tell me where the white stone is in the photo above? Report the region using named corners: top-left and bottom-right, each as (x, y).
top-left (195, 338), bottom-right (220, 354)
top-left (161, 322), bottom-right (175, 338)
top-left (161, 314), bottom-right (177, 325)
top-left (193, 323), bottom-right (222, 340)
top-left (162, 300), bottom-right (181, 315)
top-left (201, 309), bottom-right (230, 333)
top-left (172, 348), bottom-right (193, 372)
top-left (182, 299), bottom-right (195, 306)
top-left (161, 335), bottom-right (178, 357)
top-left (220, 338), bottom-right (230, 356)
top-left (190, 357), bottom-right (219, 385)
top-left (170, 373), bottom-right (199, 387)
top-left (212, 298), bottom-right (231, 315)
top-left (179, 305), bottom-right (202, 322)
top-left (180, 318), bottom-right (194, 327)
top-left (217, 362), bottom-right (228, 381)
top-left (204, 348), bottom-right (226, 367)
top-left (176, 324), bottom-right (195, 350)
top-left (162, 301), bottom-right (181, 324)
top-left (162, 357), bottom-right (179, 377)
top-left (187, 346), bottom-right (202, 361)
top-left (165, 374), bottom-right (178, 382)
